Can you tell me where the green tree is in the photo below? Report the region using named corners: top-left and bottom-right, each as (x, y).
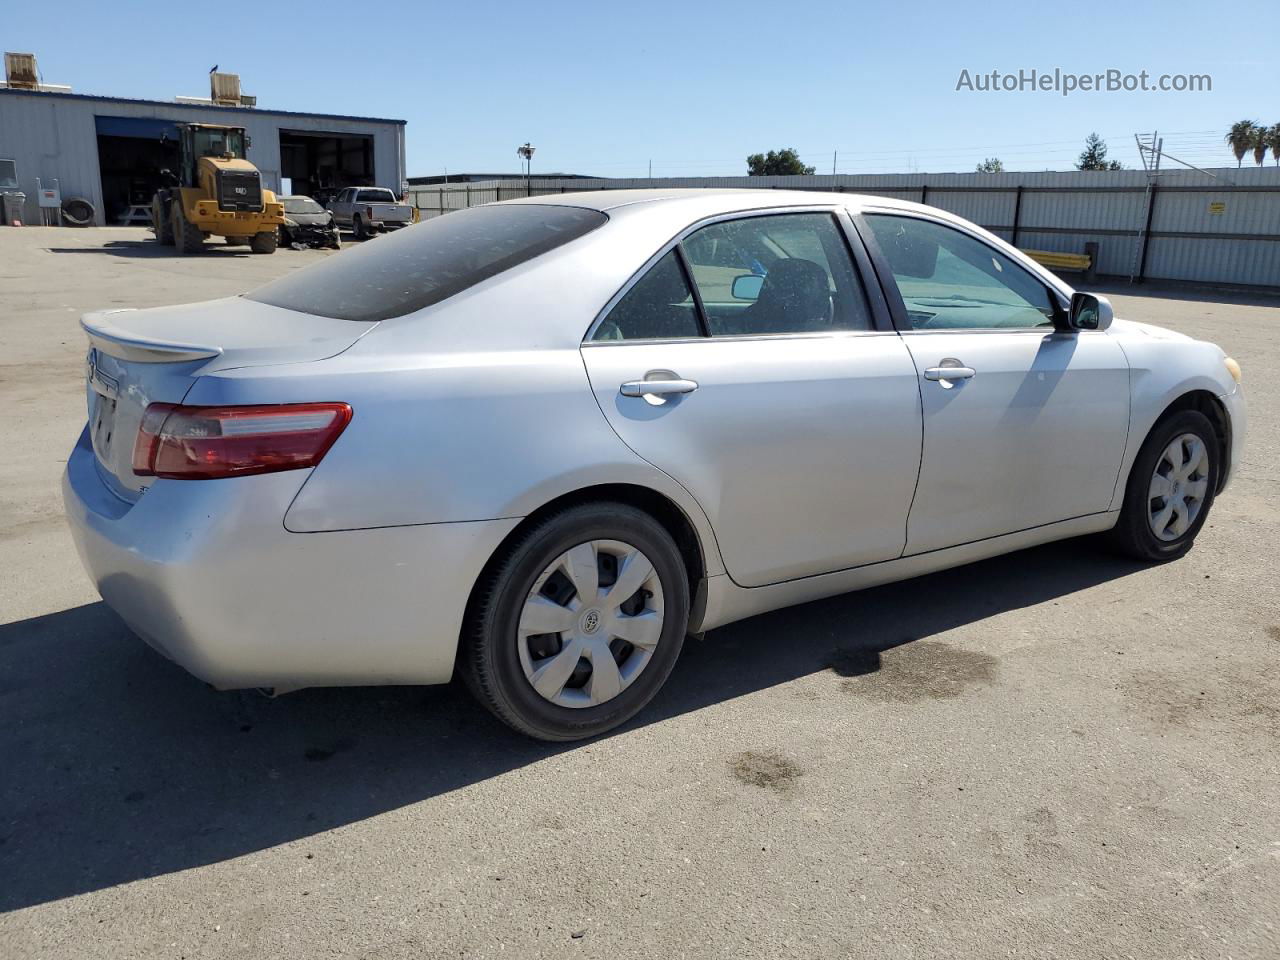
top-left (1075, 133), bottom-right (1123, 171)
top-left (746, 148), bottom-right (816, 176)
top-left (1268, 124), bottom-right (1280, 166)
top-left (1225, 120), bottom-right (1258, 167)
top-left (1250, 125), bottom-right (1270, 165)
top-left (975, 157), bottom-right (1004, 173)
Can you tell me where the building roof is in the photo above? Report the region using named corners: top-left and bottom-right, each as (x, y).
top-left (0, 87), bottom-right (406, 126)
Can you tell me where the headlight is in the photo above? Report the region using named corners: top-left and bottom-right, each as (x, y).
top-left (283, 218), bottom-right (297, 227)
top-left (1223, 357), bottom-right (1242, 383)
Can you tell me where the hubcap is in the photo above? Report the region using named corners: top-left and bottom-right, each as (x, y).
top-left (1148, 432), bottom-right (1210, 542)
top-left (517, 539), bottom-right (664, 709)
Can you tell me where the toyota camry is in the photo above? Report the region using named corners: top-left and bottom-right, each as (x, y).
top-left (63, 190), bottom-right (1246, 740)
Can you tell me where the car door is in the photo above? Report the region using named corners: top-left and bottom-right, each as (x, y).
top-left (330, 189), bottom-right (352, 225)
top-left (858, 211), bottom-right (1130, 555)
top-left (580, 209), bottom-right (923, 588)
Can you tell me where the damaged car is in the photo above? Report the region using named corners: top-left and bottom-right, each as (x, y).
top-left (278, 195), bottom-right (341, 250)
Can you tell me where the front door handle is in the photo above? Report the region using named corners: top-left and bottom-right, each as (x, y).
top-left (620, 377), bottom-right (699, 398)
top-left (923, 359), bottom-right (976, 382)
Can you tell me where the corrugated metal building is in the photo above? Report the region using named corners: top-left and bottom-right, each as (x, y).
top-left (410, 168), bottom-right (1280, 290)
top-left (0, 88), bottom-right (406, 226)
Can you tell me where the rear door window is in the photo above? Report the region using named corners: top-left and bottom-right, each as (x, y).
top-left (681, 213), bottom-right (873, 336)
top-left (591, 250), bottom-right (702, 341)
top-left (245, 204), bottom-right (607, 322)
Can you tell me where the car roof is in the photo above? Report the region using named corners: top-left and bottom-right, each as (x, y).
top-left (500, 187), bottom-right (930, 217)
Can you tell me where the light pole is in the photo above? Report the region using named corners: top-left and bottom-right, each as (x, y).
top-left (517, 142), bottom-right (535, 196)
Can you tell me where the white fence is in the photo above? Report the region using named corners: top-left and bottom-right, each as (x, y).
top-left (409, 168), bottom-right (1280, 290)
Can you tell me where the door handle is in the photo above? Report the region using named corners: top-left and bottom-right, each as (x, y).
top-left (923, 360), bottom-right (976, 382)
top-left (620, 378), bottom-right (699, 398)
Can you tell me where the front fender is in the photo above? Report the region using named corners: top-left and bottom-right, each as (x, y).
top-left (1109, 330), bottom-right (1242, 510)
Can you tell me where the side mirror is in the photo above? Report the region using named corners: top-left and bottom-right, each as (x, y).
top-left (731, 274), bottom-right (765, 301)
top-left (1068, 291), bottom-right (1113, 331)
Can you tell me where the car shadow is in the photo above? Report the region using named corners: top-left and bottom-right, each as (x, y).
top-left (0, 537), bottom-right (1145, 912)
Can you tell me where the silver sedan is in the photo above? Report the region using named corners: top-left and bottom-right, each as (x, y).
top-left (63, 190), bottom-right (1246, 740)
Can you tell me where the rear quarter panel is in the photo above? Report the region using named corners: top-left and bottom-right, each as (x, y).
top-left (182, 346), bottom-right (727, 577)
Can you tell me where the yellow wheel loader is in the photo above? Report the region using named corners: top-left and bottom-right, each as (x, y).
top-left (151, 123), bottom-right (285, 255)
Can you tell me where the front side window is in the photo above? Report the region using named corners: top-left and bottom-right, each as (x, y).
top-left (592, 250), bottom-right (701, 341)
top-left (682, 213), bottom-right (872, 335)
top-left (864, 215), bottom-right (1057, 330)
top-left (246, 204), bottom-right (607, 322)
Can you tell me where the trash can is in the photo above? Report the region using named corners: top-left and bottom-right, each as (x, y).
top-left (2, 191), bottom-right (26, 226)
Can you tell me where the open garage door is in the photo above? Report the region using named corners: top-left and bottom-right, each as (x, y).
top-left (95, 116), bottom-right (181, 225)
top-left (279, 130), bottom-right (374, 204)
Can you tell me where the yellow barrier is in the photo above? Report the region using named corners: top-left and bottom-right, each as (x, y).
top-left (1021, 248), bottom-right (1092, 271)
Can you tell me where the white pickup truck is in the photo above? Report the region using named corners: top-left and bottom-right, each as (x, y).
top-left (326, 187), bottom-right (414, 239)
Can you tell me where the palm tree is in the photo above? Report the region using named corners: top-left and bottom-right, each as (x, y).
top-left (1225, 120), bottom-right (1258, 167)
top-left (1250, 125), bottom-right (1269, 166)
top-left (1269, 123), bottom-right (1280, 166)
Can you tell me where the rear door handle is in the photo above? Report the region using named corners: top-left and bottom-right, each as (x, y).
top-left (923, 360), bottom-right (976, 381)
top-left (620, 378), bottom-right (699, 398)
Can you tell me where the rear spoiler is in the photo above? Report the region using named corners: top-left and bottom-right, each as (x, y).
top-left (81, 310), bottom-right (221, 364)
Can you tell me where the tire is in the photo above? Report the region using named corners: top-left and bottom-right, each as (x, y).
top-left (172, 205), bottom-right (203, 255)
top-left (463, 502), bottom-right (690, 741)
top-left (1107, 409), bottom-right (1219, 562)
top-left (153, 200), bottom-right (173, 245)
top-left (353, 215), bottom-right (367, 241)
top-left (249, 230), bottom-right (278, 254)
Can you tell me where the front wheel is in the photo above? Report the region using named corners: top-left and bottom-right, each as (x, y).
top-left (1107, 409), bottom-right (1219, 561)
top-left (462, 503), bottom-right (690, 741)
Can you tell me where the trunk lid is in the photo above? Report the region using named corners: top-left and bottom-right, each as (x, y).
top-left (82, 297), bottom-right (375, 501)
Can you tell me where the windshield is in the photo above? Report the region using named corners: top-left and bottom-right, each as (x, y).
top-left (356, 189), bottom-right (398, 204)
top-left (282, 197), bottom-right (325, 214)
top-left (191, 127), bottom-right (246, 159)
top-left (245, 204), bottom-right (608, 322)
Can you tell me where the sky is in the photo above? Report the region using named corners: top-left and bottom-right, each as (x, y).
top-left (4, 0), bottom-right (1277, 178)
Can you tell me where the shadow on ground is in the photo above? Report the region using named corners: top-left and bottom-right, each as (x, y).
top-left (0, 538), bottom-right (1144, 912)
top-left (45, 240), bottom-right (255, 259)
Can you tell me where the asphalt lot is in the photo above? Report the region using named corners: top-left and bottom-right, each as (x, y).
top-left (1, 226), bottom-right (1277, 960)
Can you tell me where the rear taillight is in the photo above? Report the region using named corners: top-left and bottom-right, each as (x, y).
top-left (365, 205), bottom-right (374, 218)
top-left (132, 402), bottom-right (352, 480)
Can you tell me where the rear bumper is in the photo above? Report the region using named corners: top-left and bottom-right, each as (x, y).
top-left (62, 426), bottom-right (518, 690)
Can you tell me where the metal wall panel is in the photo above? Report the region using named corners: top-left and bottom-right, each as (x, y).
top-left (0, 90), bottom-right (405, 225)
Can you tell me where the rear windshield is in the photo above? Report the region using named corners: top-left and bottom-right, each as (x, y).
top-left (356, 189), bottom-right (398, 204)
top-left (244, 204), bottom-right (608, 322)
top-left (282, 197), bottom-right (324, 214)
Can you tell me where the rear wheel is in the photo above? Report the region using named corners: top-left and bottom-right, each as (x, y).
top-left (353, 215), bottom-right (368, 240)
top-left (1108, 409), bottom-right (1219, 561)
top-left (249, 230), bottom-right (278, 254)
top-left (463, 503), bottom-right (690, 741)
top-left (171, 204), bottom-right (203, 255)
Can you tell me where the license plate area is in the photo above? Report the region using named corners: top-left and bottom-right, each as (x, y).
top-left (90, 391), bottom-right (119, 463)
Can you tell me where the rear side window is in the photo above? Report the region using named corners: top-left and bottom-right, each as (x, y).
top-left (592, 250), bottom-right (702, 341)
top-left (246, 204), bottom-right (607, 322)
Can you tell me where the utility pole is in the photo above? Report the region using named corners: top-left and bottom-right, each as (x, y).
top-left (517, 142), bottom-right (535, 196)
top-left (832, 150), bottom-right (837, 176)
top-left (648, 159), bottom-right (652, 180)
